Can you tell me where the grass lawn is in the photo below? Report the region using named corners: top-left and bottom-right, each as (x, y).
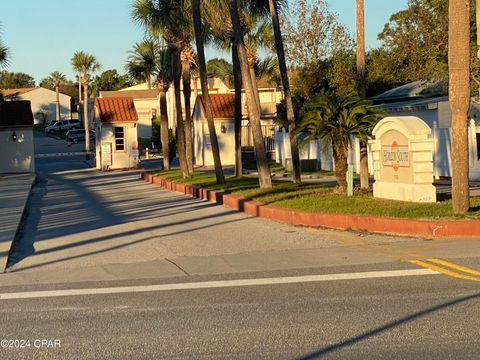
top-left (242, 159), bottom-right (335, 178)
top-left (153, 170), bottom-right (480, 220)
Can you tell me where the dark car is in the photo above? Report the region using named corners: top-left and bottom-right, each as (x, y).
top-left (66, 129), bottom-right (95, 144)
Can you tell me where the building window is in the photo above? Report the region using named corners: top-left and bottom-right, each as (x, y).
top-left (115, 127), bottom-right (125, 151)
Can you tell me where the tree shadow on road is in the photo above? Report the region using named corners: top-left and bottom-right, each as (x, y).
top-left (297, 291), bottom-right (480, 359)
top-left (5, 169), bottom-right (247, 270)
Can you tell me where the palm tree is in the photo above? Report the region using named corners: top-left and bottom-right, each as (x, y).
top-left (449, 0), bottom-right (470, 213)
top-left (244, 17), bottom-right (273, 113)
top-left (298, 92), bottom-right (383, 194)
top-left (46, 71), bottom-right (67, 121)
top-left (71, 51), bottom-right (101, 160)
top-left (155, 46), bottom-right (174, 170)
top-left (0, 23), bottom-right (8, 69)
top-left (126, 40), bottom-right (157, 89)
top-left (254, 56), bottom-right (279, 83)
top-left (205, 24), bottom-right (243, 177)
top-left (132, 0), bottom-right (194, 178)
top-left (127, 39), bottom-right (174, 169)
top-left (207, 58), bottom-right (234, 86)
top-left (265, 0), bottom-right (301, 183)
top-left (228, 0), bottom-right (272, 188)
top-left (192, 0), bottom-right (225, 184)
top-left (356, 0), bottom-right (369, 190)
top-left (232, 46), bottom-right (243, 177)
top-left (0, 25), bottom-right (7, 101)
top-left (205, 2), bottom-right (275, 179)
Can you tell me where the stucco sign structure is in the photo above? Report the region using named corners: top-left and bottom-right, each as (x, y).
top-left (369, 116), bottom-right (436, 203)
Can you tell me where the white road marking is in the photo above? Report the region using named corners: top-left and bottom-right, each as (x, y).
top-left (35, 152), bottom-right (93, 158)
top-left (0, 269), bottom-right (437, 300)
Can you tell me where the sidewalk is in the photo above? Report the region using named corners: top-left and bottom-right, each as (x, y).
top-left (0, 174), bottom-right (36, 271)
top-left (0, 168), bottom-right (437, 288)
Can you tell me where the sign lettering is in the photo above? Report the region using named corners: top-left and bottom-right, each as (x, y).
top-left (382, 141), bottom-right (409, 171)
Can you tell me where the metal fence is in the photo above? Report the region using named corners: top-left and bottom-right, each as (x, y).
top-left (241, 124), bottom-right (275, 153)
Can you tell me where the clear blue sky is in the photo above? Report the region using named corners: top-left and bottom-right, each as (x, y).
top-left (1, 0), bottom-right (408, 85)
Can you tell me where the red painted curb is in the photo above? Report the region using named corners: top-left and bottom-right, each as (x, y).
top-left (142, 174), bottom-right (480, 238)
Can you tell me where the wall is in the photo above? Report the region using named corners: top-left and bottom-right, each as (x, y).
top-left (193, 105), bottom-right (235, 166)
top-left (275, 120), bottom-right (480, 181)
top-left (19, 88), bottom-right (71, 124)
top-left (96, 123), bottom-right (139, 170)
top-left (132, 99), bottom-right (157, 139)
top-left (0, 128), bottom-right (35, 173)
top-left (432, 120), bottom-right (480, 180)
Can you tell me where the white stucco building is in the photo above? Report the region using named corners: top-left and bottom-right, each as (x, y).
top-left (104, 77), bottom-right (282, 142)
top-left (193, 94), bottom-right (237, 166)
top-left (1, 87), bottom-right (72, 124)
top-left (0, 100), bottom-right (35, 173)
top-left (94, 97), bottom-right (140, 170)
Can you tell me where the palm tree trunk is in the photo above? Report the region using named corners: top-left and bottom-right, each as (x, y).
top-left (159, 87), bottom-right (170, 170)
top-left (356, 0), bottom-right (366, 100)
top-left (229, 0), bottom-right (272, 189)
top-left (55, 85), bottom-right (61, 121)
top-left (449, 0), bottom-right (470, 213)
top-left (232, 45), bottom-right (243, 177)
top-left (248, 60), bottom-right (262, 114)
top-left (356, 0), bottom-right (369, 190)
top-left (268, 0), bottom-right (301, 183)
top-left (333, 146), bottom-right (348, 194)
top-left (192, 0), bottom-right (224, 184)
top-left (182, 57), bottom-right (194, 174)
top-left (193, 75), bottom-right (199, 99)
top-left (83, 81), bottom-right (90, 161)
top-left (477, 0), bottom-right (480, 60)
top-left (172, 49), bottom-right (189, 178)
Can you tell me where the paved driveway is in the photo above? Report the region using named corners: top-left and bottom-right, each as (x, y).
top-left (10, 153), bottom-right (446, 285)
top-left (6, 143), bottom-right (480, 286)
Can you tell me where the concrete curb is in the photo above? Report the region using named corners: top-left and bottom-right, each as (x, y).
top-left (3, 175), bottom-right (37, 272)
top-left (141, 172), bottom-right (480, 239)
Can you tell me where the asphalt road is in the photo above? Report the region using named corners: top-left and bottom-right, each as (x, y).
top-left (34, 130), bottom-right (90, 155)
top-left (0, 270), bottom-right (479, 360)
top-left (1, 131), bottom-right (479, 359)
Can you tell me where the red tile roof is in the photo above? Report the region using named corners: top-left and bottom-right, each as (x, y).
top-left (1, 88), bottom-right (36, 99)
top-left (0, 101), bottom-right (34, 127)
top-left (95, 97), bottom-right (138, 123)
top-left (198, 94), bottom-right (235, 119)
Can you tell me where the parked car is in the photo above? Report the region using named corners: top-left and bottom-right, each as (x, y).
top-left (66, 129), bottom-right (95, 144)
top-left (45, 120), bottom-right (80, 134)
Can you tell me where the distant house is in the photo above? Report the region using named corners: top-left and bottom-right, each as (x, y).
top-left (0, 100), bottom-right (35, 173)
top-left (371, 81), bottom-right (480, 180)
top-left (1, 87), bottom-right (72, 124)
top-left (372, 81), bottom-right (480, 128)
top-left (193, 92), bottom-right (278, 167)
top-left (94, 97), bottom-right (139, 170)
top-left (99, 89), bottom-right (159, 140)
top-left (370, 80), bottom-right (447, 102)
top-left (105, 77), bottom-right (283, 142)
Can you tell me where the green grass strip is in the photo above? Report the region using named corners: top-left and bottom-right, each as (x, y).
top-left (152, 170), bottom-right (480, 220)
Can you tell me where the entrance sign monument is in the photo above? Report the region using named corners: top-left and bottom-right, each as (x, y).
top-left (369, 116), bottom-right (436, 203)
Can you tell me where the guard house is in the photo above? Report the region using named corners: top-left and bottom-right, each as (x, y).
top-left (193, 94), bottom-right (236, 166)
top-left (0, 101), bottom-right (35, 173)
top-left (94, 97), bottom-right (139, 170)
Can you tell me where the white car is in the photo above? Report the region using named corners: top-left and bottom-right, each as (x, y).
top-left (45, 120), bottom-right (80, 134)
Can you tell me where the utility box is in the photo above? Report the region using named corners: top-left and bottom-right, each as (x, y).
top-left (369, 116), bottom-right (436, 203)
top-left (94, 97), bottom-right (139, 171)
